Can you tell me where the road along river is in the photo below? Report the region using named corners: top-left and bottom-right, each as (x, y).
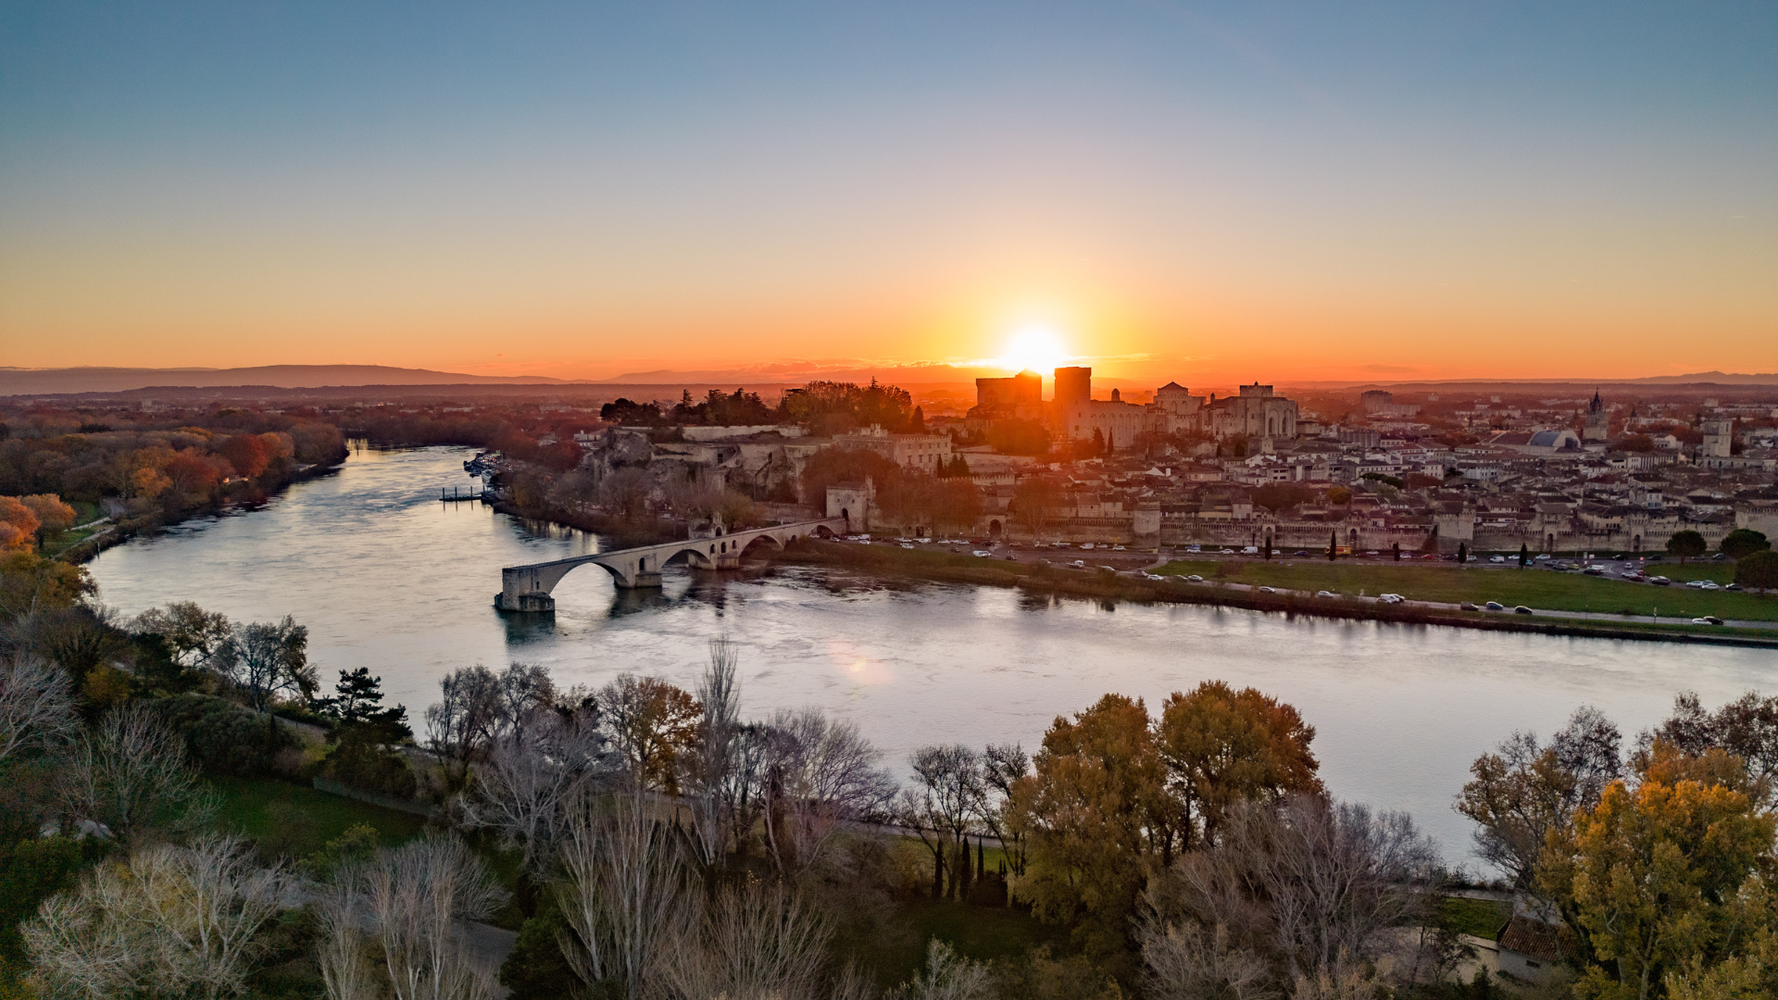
top-left (86, 445), bottom-right (1778, 862)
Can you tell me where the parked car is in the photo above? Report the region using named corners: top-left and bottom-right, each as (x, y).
top-left (1691, 616), bottom-right (1725, 626)
top-left (1485, 601), bottom-right (1505, 611)
top-left (1316, 590), bottom-right (1338, 598)
top-left (1379, 593), bottom-right (1405, 604)
top-left (1257, 585), bottom-right (1278, 593)
top-left (1069, 559), bottom-right (1086, 568)
top-left (1649, 576), bottom-right (1671, 586)
top-left (1112, 545), bottom-right (1126, 551)
top-left (1490, 555), bottom-right (1506, 563)
top-left (1185, 574), bottom-right (1205, 582)
top-left (972, 550), bottom-right (992, 558)
top-left (1459, 602), bottom-right (1478, 610)
top-left (1727, 583), bottom-right (1743, 592)
top-left (1514, 605), bottom-right (1533, 614)
top-left (1241, 545), bottom-right (1259, 554)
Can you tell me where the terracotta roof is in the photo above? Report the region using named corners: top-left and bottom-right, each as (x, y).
top-left (1499, 916), bottom-right (1563, 963)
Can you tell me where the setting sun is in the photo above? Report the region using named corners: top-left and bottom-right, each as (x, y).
top-left (996, 326), bottom-right (1071, 375)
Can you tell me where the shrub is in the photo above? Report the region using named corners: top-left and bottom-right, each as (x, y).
top-left (148, 693), bottom-right (297, 776)
top-left (0, 836), bottom-right (107, 963)
top-left (322, 726), bottom-right (417, 799)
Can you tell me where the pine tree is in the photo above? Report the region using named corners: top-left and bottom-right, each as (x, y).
top-left (1329, 531), bottom-right (1338, 561)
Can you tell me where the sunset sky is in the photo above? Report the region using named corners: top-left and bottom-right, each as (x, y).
top-left (2, 2), bottom-right (1774, 383)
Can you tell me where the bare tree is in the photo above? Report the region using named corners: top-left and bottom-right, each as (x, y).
top-left (555, 790), bottom-right (691, 999)
top-left (496, 660), bottom-right (555, 742)
top-left (0, 654), bottom-right (75, 762)
top-left (464, 707), bottom-right (611, 872)
top-left (57, 704), bottom-right (211, 841)
top-left (901, 745), bottom-right (984, 899)
top-left (1151, 794), bottom-right (1440, 989)
top-left (892, 939), bottom-right (995, 1000)
top-left (663, 879), bottom-right (834, 1000)
top-left (209, 616), bottom-right (316, 714)
top-left (425, 664), bottom-right (503, 787)
top-left (688, 637), bottom-right (744, 869)
top-left (1641, 690), bottom-right (1778, 791)
top-left (761, 708), bottom-right (897, 876)
top-left (362, 834), bottom-right (504, 1000)
top-left (981, 743), bottom-right (1030, 875)
top-left (1140, 921), bottom-right (1277, 1000)
top-left (314, 871), bottom-right (379, 1000)
top-left (23, 835), bottom-right (290, 1000)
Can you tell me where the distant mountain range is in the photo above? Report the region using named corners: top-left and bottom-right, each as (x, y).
top-left (4, 364), bottom-right (1775, 397)
top-left (0, 365), bottom-right (571, 395)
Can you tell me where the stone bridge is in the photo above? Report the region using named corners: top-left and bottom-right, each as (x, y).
top-left (496, 516), bottom-right (851, 611)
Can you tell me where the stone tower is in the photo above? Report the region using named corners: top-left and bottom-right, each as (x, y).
top-left (1584, 389), bottom-right (1609, 442)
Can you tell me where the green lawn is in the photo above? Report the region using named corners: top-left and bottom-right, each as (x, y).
top-left (1154, 560), bottom-right (1778, 622)
top-left (210, 776), bottom-right (429, 858)
top-left (1439, 897), bottom-right (1511, 940)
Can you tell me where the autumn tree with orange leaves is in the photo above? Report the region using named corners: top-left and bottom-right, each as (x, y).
top-left (600, 674), bottom-right (702, 795)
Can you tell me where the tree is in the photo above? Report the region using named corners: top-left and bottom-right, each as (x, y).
top-left (24, 836), bottom-right (292, 1000)
top-left (1455, 705), bottom-right (1622, 891)
top-left (1009, 693), bottom-right (1166, 950)
top-left (1642, 690), bottom-right (1778, 789)
top-left (1328, 531), bottom-right (1337, 562)
top-left (0, 551), bottom-right (95, 621)
top-left (1539, 743), bottom-right (1776, 1000)
top-left (556, 792), bottom-right (690, 1000)
top-left (1144, 794), bottom-right (1441, 990)
top-left (319, 666), bottom-right (412, 741)
top-left (57, 705), bottom-right (211, 843)
top-left (465, 704), bottom-right (609, 872)
top-left (19, 495), bottom-right (76, 541)
top-left (1457, 542), bottom-right (1468, 564)
top-left (1156, 681), bottom-right (1322, 852)
top-left (0, 497), bottom-right (40, 551)
top-left (1520, 542), bottom-right (1530, 568)
top-left (0, 655), bottom-right (75, 763)
top-left (980, 743), bottom-right (1030, 876)
top-left (901, 745), bottom-right (985, 899)
top-left (133, 602), bottom-right (232, 671)
top-left (1668, 529), bottom-right (1708, 563)
top-left (893, 940), bottom-right (995, 1000)
top-left (686, 637), bottom-right (744, 870)
top-left (1011, 475), bottom-right (1063, 541)
top-left (1736, 550), bottom-right (1778, 594)
top-left (759, 708), bottom-right (896, 876)
top-left (662, 880), bottom-right (836, 1000)
top-left (210, 615), bottom-right (315, 714)
top-left (425, 664), bottom-right (505, 788)
top-left (355, 834), bottom-right (504, 1000)
top-left (1722, 529), bottom-right (1771, 560)
top-left (600, 674), bottom-right (701, 794)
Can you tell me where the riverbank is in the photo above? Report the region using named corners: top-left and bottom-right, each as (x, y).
top-left (768, 539), bottom-right (1778, 649)
top-left (59, 451), bottom-right (350, 565)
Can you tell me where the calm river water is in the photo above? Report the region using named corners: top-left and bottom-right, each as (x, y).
top-left (87, 446), bottom-right (1775, 862)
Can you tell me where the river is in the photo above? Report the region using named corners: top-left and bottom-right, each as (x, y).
top-left (86, 445), bottom-right (1776, 863)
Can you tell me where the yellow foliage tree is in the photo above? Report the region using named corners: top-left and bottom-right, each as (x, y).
top-left (1539, 743), bottom-right (1777, 1000)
